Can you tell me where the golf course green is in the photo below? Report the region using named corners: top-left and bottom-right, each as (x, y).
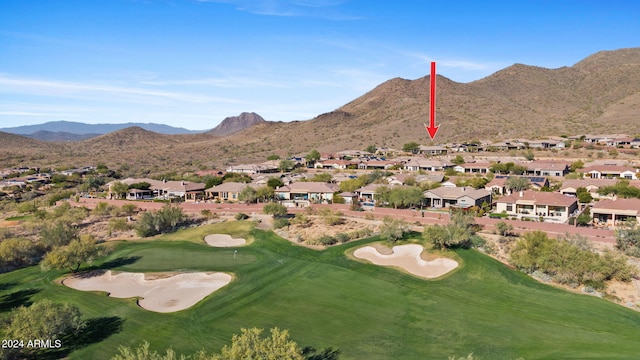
top-left (1, 221), bottom-right (640, 359)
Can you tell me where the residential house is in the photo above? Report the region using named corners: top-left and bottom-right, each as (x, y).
top-left (355, 183), bottom-right (387, 202)
top-left (403, 158), bottom-right (451, 172)
top-left (486, 176), bottom-right (549, 195)
top-left (582, 165), bottom-right (638, 180)
top-left (126, 188), bottom-right (153, 200)
top-left (591, 198), bottom-right (640, 227)
top-left (336, 150), bottom-right (373, 159)
top-left (417, 145), bottom-right (448, 155)
top-left (205, 182), bottom-right (250, 202)
top-left (528, 139), bottom-right (566, 149)
top-left (110, 178), bottom-right (205, 201)
top-left (453, 162), bottom-right (492, 174)
top-left (521, 161), bottom-right (570, 177)
top-left (423, 187), bottom-right (491, 209)
top-left (358, 159), bottom-right (400, 170)
top-left (558, 178), bottom-right (626, 199)
top-left (495, 190), bottom-right (578, 223)
top-left (487, 141), bottom-right (526, 151)
top-left (315, 159), bottom-right (358, 170)
top-left (275, 182), bottom-right (339, 205)
top-left (226, 163), bottom-right (277, 174)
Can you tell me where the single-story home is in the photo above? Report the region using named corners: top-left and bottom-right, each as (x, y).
top-left (205, 182), bottom-right (251, 202)
top-left (423, 187), bottom-right (491, 209)
top-left (275, 182), bottom-right (339, 204)
top-left (582, 165), bottom-right (638, 180)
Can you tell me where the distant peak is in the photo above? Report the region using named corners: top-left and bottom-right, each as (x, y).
top-left (208, 112), bottom-right (266, 136)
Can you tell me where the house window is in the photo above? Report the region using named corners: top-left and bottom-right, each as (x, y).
top-left (506, 205), bottom-right (513, 212)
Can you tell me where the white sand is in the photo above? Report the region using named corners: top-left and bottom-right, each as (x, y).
top-left (353, 244), bottom-right (458, 279)
top-left (63, 271), bottom-right (232, 313)
top-left (204, 234), bottom-right (247, 247)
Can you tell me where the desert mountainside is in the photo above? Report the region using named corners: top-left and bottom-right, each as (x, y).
top-left (1, 48), bottom-right (639, 171)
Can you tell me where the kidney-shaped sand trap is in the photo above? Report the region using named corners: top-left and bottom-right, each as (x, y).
top-left (353, 244), bottom-right (458, 279)
top-left (204, 234), bottom-right (247, 247)
top-left (63, 271), bottom-right (232, 313)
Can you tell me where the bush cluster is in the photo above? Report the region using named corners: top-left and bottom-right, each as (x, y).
top-left (135, 204), bottom-right (186, 237)
top-left (510, 231), bottom-right (636, 289)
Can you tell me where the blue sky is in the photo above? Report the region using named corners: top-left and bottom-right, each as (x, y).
top-left (1, 0), bottom-right (638, 130)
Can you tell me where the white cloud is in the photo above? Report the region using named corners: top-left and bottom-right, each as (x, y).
top-left (0, 75), bottom-right (242, 105)
top-left (195, 0), bottom-right (360, 19)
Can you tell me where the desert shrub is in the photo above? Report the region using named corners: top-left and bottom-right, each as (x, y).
top-left (379, 216), bottom-right (411, 243)
top-left (109, 217), bottom-right (131, 233)
top-left (0, 238), bottom-right (43, 268)
top-left (93, 201), bottom-right (114, 216)
top-left (290, 213), bottom-right (311, 227)
top-left (16, 201), bottom-right (38, 214)
top-left (134, 205), bottom-right (186, 237)
top-left (235, 212), bottom-right (250, 220)
top-left (335, 233), bottom-right (350, 243)
top-left (263, 203), bottom-right (288, 217)
top-left (510, 231), bottom-right (637, 288)
top-left (317, 235), bottom-right (337, 246)
top-left (364, 213), bottom-right (375, 220)
top-left (349, 203), bottom-right (363, 211)
top-left (273, 218), bottom-right (290, 229)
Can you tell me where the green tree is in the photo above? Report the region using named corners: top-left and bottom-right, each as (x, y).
top-left (279, 159), bottom-right (296, 172)
top-left (267, 177), bottom-right (284, 189)
top-left (305, 149), bottom-right (321, 166)
top-left (379, 217), bottom-right (411, 243)
top-left (238, 186), bottom-right (258, 204)
top-left (5, 300), bottom-right (85, 358)
top-left (576, 207), bottom-right (591, 226)
top-left (505, 177), bottom-right (529, 192)
top-left (339, 178), bottom-right (366, 193)
top-left (403, 141), bottom-right (420, 153)
top-left (263, 203), bottom-right (288, 217)
top-left (42, 235), bottom-right (101, 272)
top-left (495, 221), bottom-right (514, 237)
top-left (309, 173), bottom-right (332, 183)
top-left (615, 220), bottom-right (640, 257)
top-left (40, 221), bottom-right (79, 249)
top-left (570, 160), bottom-right (584, 172)
top-left (255, 186), bottom-right (275, 202)
top-left (0, 238), bottom-right (43, 268)
top-left (576, 187), bottom-right (593, 203)
top-left (523, 150), bottom-right (535, 161)
top-left (365, 144), bottom-right (377, 154)
top-left (110, 181), bottom-right (129, 199)
top-left (452, 155), bottom-right (465, 165)
top-left (111, 341), bottom-right (183, 360)
top-left (424, 211), bottom-right (476, 249)
top-left (267, 154), bottom-right (281, 161)
top-left (213, 328), bottom-right (304, 360)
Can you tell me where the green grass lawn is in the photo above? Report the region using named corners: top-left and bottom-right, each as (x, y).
top-left (2, 221), bottom-right (640, 359)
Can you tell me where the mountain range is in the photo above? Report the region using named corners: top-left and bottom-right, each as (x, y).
top-left (1, 47), bottom-right (639, 173)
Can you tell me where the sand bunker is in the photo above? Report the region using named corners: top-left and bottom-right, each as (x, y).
top-left (204, 234), bottom-right (247, 247)
top-left (353, 244), bottom-right (458, 279)
top-left (63, 271), bottom-right (232, 313)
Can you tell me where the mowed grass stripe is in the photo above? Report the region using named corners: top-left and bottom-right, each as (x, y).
top-left (1, 223), bottom-right (640, 359)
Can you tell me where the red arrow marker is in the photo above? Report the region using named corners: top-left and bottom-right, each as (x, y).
top-left (426, 61), bottom-right (439, 140)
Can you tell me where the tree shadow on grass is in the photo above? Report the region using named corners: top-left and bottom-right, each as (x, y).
top-left (0, 281), bottom-right (18, 292)
top-left (35, 316), bottom-right (124, 360)
top-left (0, 288), bottom-right (40, 313)
top-left (93, 256), bottom-right (141, 271)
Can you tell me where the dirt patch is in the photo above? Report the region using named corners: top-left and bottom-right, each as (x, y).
top-left (63, 270), bottom-right (232, 313)
top-left (353, 244), bottom-right (458, 279)
top-left (278, 215), bottom-right (380, 247)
